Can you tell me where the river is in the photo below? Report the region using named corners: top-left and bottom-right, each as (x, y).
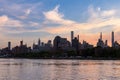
top-left (0, 59), bottom-right (120, 80)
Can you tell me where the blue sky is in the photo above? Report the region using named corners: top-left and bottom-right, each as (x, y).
top-left (0, 0), bottom-right (120, 48)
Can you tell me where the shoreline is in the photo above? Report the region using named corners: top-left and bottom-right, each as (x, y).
top-left (1, 57), bottom-right (120, 60)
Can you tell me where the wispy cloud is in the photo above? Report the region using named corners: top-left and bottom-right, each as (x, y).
top-left (43, 5), bottom-right (75, 25)
top-left (42, 5), bottom-right (120, 35)
top-left (0, 0), bottom-right (43, 35)
top-left (1, 1), bottom-right (120, 47)
top-left (88, 5), bottom-right (117, 21)
top-left (0, 15), bottom-right (23, 27)
top-left (102, 10), bottom-right (116, 17)
top-left (2, 4), bottom-right (119, 37)
top-left (0, 0), bottom-right (42, 20)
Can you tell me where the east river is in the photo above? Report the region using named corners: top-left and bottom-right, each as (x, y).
top-left (0, 59), bottom-right (120, 80)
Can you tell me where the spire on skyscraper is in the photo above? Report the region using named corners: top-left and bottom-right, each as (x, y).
top-left (100, 32), bottom-right (102, 40)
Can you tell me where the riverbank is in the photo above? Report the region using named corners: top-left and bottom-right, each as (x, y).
top-left (1, 57), bottom-right (120, 60)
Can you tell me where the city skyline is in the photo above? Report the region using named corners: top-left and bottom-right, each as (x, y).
top-left (0, 31), bottom-right (119, 49)
top-left (0, 0), bottom-right (120, 48)
top-left (1, 30), bottom-right (120, 59)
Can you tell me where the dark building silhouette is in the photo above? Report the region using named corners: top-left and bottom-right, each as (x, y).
top-left (105, 40), bottom-right (108, 47)
top-left (20, 40), bottom-right (23, 46)
top-left (47, 40), bottom-right (52, 47)
top-left (77, 35), bottom-right (79, 42)
top-left (0, 41), bottom-right (12, 55)
top-left (71, 31), bottom-right (74, 46)
top-left (41, 42), bottom-right (44, 47)
top-left (53, 36), bottom-right (70, 50)
top-left (12, 40), bottom-right (30, 54)
top-left (114, 41), bottom-right (120, 48)
top-left (33, 39), bottom-right (53, 52)
top-left (72, 37), bottom-right (78, 48)
top-left (112, 31), bottom-right (114, 47)
top-left (53, 36), bottom-right (61, 49)
top-left (72, 37), bottom-right (79, 49)
top-left (1, 30), bottom-right (120, 58)
top-left (97, 32), bottom-right (105, 48)
top-left (100, 32), bottom-right (102, 40)
top-left (81, 40), bottom-right (93, 49)
top-left (8, 41), bottom-right (11, 50)
top-left (72, 37), bottom-right (79, 51)
top-left (38, 38), bottom-right (41, 46)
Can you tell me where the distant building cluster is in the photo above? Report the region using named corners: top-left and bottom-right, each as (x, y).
top-left (97, 32), bottom-right (108, 48)
top-left (33, 39), bottom-right (52, 52)
top-left (53, 36), bottom-right (70, 50)
top-left (96, 31), bottom-right (120, 48)
top-left (0, 31), bottom-right (120, 56)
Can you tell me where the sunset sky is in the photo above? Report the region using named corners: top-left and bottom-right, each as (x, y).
top-left (0, 0), bottom-right (120, 48)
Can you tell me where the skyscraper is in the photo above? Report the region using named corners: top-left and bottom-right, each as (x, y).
top-left (112, 31), bottom-right (114, 47)
top-left (72, 37), bottom-right (79, 50)
top-left (105, 40), bottom-right (108, 47)
top-left (77, 35), bottom-right (79, 42)
top-left (96, 32), bottom-right (105, 48)
top-left (71, 31), bottom-right (74, 45)
top-left (20, 40), bottom-right (23, 46)
top-left (53, 36), bottom-right (61, 49)
top-left (100, 32), bottom-right (102, 40)
top-left (38, 38), bottom-right (41, 46)
top-left (53, 36), bottom-right (70, 49)
top-left (8, 41), bottom-right (11, 50)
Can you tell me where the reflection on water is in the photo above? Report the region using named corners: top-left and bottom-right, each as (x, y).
top-left (0, 59), bottom-right (120, 80)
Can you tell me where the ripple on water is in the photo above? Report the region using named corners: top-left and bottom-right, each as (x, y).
top-left (0, 59), bottom-right (119, 80)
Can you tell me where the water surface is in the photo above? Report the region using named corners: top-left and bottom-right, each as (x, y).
top-left (0, 59), bottom-right (120, 80)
